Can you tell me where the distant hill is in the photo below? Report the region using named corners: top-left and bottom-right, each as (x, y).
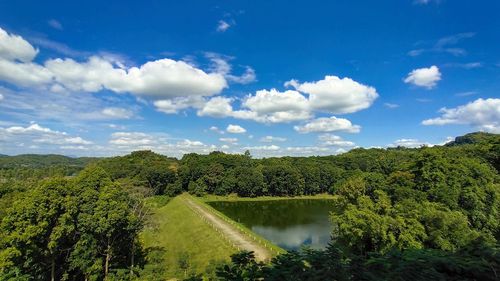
top-left (0, 154), bottom-right (99, 169)
top-left (445, 132), bottom-right (500, 146)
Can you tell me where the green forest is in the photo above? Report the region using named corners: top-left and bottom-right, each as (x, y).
top-left (0, 132), bottom-right (499, 280)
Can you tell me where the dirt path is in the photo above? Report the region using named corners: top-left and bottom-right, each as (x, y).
top-left (182, 195), bottom-right (273, 262)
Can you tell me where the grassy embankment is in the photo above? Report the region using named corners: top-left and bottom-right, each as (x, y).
top-left (142, 193), bottom-right (319, 279)
top-left (202, 193), bottom-right (335, 202)
top-left (141, 195), bottom-right (236, 279)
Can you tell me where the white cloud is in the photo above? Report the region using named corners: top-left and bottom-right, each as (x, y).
top-left (422, 98), bottom-right (500, 133)
top-left (29, 37), bottom-right (88, 58)
top-left (0, 59), bottom-right (53, 87)
top-left (243, 145), bottom-right (280, 151)
top-left (318, 134), bottom-right (355, 147)
top-left (209, 126), bottom-right (224, 134)
top-left (0, 27), bottom-right (228, 101)
top-left (45, 56), bottom-right (228, 98)
top-left (198, 75), bottom-right (377, 124)
top-left (242, 89), bottom-right (311, 123)
top-left (217, 20), bottom-right (231, 32)
top-left (63, 137), bottom-right (93, 145)
top-left (154, 96), bottom-right (203, 114)
top-left (260, 136), bottom-right (287, 143)
top-left (408, 33), bottom-right (474, 57)
top-left (388, 136), bottom-right (454, 148)
top-left (455, 91), bottom-right (477, 97)
top-left (108, 131), bottom-right (216, 157)
top-left (101, 107), bottom-right (134, 119)
top-left (286, 75), bottom-right (378, 114)
top-left (47, 19), bottom-right (63, 30)
top-left (0, 28), bottom-right (38, 62)
top-left (197, 96), bottom-right (236, 118)
top-left (404, 65), bottom-right (441, 89)
top-left (5, 123), bottom-right (65, 135)
top-left (226, 124), bottom-right (246, 134)
top-left (109, 132), bottom-right (156, 146)
top-left (0, 86), bottom-right (138, 124)
top-left (0, 122), bottom-right (93, 153)
top-left (0, 93), bottom-right (3, 101)
top-left (226, 67), bottom-right (256, 84)
top-left (285, 146), bottom-right (335, 154)
top-left (205, 52), bottom-right (256, 84)
top-left (108, 124), bottom-right (126, 130)
top-left (390, 138), bottom-right (430, 148)
top-left (60, 145), bottom-right (88, 150)
top-left (294, 116), bottom-right (361, 134)
top-left (445, 62), bottom-right (482, 69)
top-left (219, 137), bottom-right (238, 143)
top-left (384, 103), bottom-right (399, 109)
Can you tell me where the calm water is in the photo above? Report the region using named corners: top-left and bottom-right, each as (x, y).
top-left (208, 199), bottom-right (334, 251)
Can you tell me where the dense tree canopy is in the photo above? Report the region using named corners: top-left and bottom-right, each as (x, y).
top-left (0, 132), bottom-right (498, 280)
top-left (0, 166), bottom-right (142, 280)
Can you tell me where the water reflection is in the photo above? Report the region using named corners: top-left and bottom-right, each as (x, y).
top-left (208, 200), bottom-right (334, 250)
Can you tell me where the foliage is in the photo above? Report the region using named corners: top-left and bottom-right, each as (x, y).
top-left (217, 241), bottom-right (500, 281)
top-left (0, 166), bottom-right (142, 280)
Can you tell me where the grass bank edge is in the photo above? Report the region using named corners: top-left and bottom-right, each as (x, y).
top-left (186, 193), bottom-right (286, 256)
top-left (202, 193), bottom-right (335, 203)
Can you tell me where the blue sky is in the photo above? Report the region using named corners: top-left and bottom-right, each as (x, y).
top-left (0, 0), bottom-right (499, 157)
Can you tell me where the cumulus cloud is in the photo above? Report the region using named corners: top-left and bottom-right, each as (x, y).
top-left (154, 96), bottom-right (204, 114)
top-left (260, 136), bottom-right (287, 143)
top-left (0, 27), bottom-right (228, 102)
top-left (294, 116), bottom-right (361, 134)
top-left (226, 124), bottom-right (246, 134)
top-left (0, 28), bottom-right (38, 62)
top-left (318, 134), bottom-right (355, 147)
top-left (285, 75), bottom-right (378, 114)
top-left (0, 59), bottom-right (53, 87)
top-left (404, 65), bottom-right (441, 89)
top-left (197, 96), bottom-right (236, 117)
top-left (241, 89), bottom-right (312, 122)
top-left (45, 56), bottom-right (227, 98)
top-left (198, 74), bottom-right (377, 123)
top-left (422, 98), bottom-right (500, 133)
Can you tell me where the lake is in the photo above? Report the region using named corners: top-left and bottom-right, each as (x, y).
top-left (208, 199), bottom-right (334, 251)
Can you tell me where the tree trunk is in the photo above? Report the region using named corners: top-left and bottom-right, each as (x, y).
top-left (105, 244), bottom-right (111, 278)
top-left (130, 240), bottom-right (135, 277)
top-left (51, 256), bottom-right (55, 281)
